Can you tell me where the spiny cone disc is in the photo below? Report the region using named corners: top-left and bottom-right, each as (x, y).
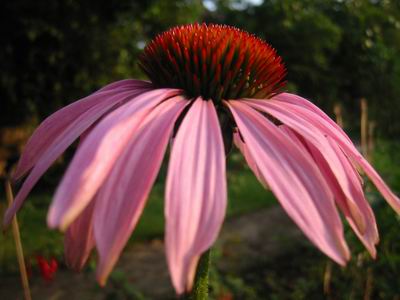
top-left (139, 23), bottom-right (286, 102)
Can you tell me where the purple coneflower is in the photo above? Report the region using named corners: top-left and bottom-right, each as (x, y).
top-left (4, 24), bottom-right (400, 294)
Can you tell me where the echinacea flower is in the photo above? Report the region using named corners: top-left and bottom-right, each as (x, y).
top-left (4, 23), bottom-right (400, 294)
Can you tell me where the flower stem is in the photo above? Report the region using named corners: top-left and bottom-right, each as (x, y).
top-left (186, 249), bottom-right (211, 300)
top-left (5, 180), bottom-right (32, 300)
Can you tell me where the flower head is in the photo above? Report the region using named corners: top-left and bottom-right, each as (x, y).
top-left (4, 23), bottom-right (400, 294)
top-left (139, 23), bottom-right (286, 101)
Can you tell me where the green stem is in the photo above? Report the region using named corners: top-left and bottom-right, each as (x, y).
top-left (186, 249), bottom-right (211, 300)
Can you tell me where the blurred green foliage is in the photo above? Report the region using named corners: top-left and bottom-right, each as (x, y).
top-left (206, 0), bottom-right (400, 136)
top-left (1, 0), bottom-right (400, 136)
top-left (1, 0), bottom-right (203, 126)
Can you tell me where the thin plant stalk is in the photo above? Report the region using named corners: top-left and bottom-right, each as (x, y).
top-left (360, 98), bottom-right (368, 158)
top-left (323, 260), bottom-right (333, 296)
top-left (333, 103), bottom-right (343, 128)
top-left (364, 267), bottom-right (373, 300)
top-left (367, 121), bottom-right (376, 163)
top-left (186, 249), bottom-right (211, 300)
top-left (5, 180), bottom-right (32, 300)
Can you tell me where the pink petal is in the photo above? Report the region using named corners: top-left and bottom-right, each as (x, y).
top-left (165, 98), bottom-right (227, 294)
top-left (13, 79), bottom-right (151, 180)
top-left (96, 79), bottom-right (151, 93)
top-left (280, 125), bottom-right (378, 257)
top-left (63, 133), bottom-right (98, 271)
top-left (245, 98), bottom-right (400, 215)
top-left (271, 93), bottom-right (364, 186)
top-left (319, 139), bottom-right (379, 256)
top-left (46, 89), bottom-right (180, 230)
top-left (233, 131), bottom-right (268, 189)
top-left (94, 96), bottom-right (187, 285)
top-left (247, 100), bottom-right (369, 231)
top-left (64, 199), bottom-right (96, 271)
top-left (226, 100), bottom-right (350, 265)
top-left (3, 87), bottom-right (148, 227)
top-left (272, 92), bottom-right (353, 143)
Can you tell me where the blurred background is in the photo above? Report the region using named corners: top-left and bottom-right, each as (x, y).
top-left (1, 0), bottom-right (399, 299)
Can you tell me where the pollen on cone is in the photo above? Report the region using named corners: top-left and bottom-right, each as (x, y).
top-left (139, 23), bottom-right (286, 102)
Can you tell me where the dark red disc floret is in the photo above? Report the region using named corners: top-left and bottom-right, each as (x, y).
top-left (139, 23), bottom-right (286, 102)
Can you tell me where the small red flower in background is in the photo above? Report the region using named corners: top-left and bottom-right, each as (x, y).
top-left (218, 291), bottom-right (234, 300)
top-left (36, 255), bottom-right (58, 282)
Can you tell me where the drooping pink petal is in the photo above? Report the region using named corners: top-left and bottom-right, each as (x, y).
top-left (279, 125), bottom-right (378, 257)
top-left (244, 98), bottom-right (400, 215)
top-left (247, 99), bottom-right (369, 232)
top-left (319, 140), bottom-right (379, 255)
top-left (233, 131), bottom-right (268, 189)
top-left (165, 98), bottom-right (227, 294)
top-left (13, 80), bottom-right (151, 180)
top-left (64, 133), bottom-right (98, 271)
top-left (278, 124), bottom-right (366, 231)
top-left (272, 92), bottom-right (353, 143)
top-left (46, 89), bottom-right (180, 230)
top-left (273, 93), bottom-right (364, 186)
top-left (96, 79), bottom-right (151, 93)
top-left (64, 199), bottom-right (96, 271)
top-left (226, 100), bottom-right (350, 265)
top-left (94, 96), bottom-right (188, 285)
top-left (3, 87), bottom-right (151, 227)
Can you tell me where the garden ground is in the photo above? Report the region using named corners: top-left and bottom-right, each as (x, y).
top-left (1, 206), bottom-right (304, 299)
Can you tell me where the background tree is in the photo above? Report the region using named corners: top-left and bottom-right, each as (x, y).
top-left (205, 0), bottom-right (400, 136)
top-left (1, 0), bottom-right (400, 136)
top-left (0, 0), bottom-right (203, 126)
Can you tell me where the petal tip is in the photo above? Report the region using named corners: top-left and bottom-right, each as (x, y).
top-left (367, 244), bottom-right (377, 259)
top-left (47, 210), bottom-right (62, 230)
top-left (96, 261), bottom-right (113, 288)
top-left (336, 257), bottom-right (348, 267)
top-left (343, 252), bottom-right (351, 266)
top-left (331, 245), bottom-right (351, 267)
top-left (170, 277), bottom-right (185, 295)
top-left (95, 251), bottom-right (122, 289)
top-left (47, 206), bottom-right (73, 231)
top-left (96, 275), bottom-right (107, 288)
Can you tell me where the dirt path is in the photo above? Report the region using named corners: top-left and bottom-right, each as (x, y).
top-left (1, 206), bottom-right (304, 299)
